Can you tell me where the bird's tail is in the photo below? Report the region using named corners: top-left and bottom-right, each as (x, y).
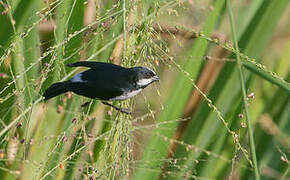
top-left (43, 81), bottom-right (70, 100)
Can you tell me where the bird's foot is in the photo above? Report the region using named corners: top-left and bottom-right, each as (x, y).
top-left (118, 108), bottom-right (132, 114)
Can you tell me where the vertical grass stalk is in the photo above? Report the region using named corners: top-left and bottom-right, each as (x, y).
top-left (226, 0), bottom-right (260, 179)
top-left (122, 0), bottom-right (127, 64)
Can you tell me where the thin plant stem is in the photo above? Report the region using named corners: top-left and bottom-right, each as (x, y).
top-left (122, 0), bottom-right (127, 63)
top-left (242, 61), bottom-right (290, 93)
top-left (226, 0), bottom-right (260, 179)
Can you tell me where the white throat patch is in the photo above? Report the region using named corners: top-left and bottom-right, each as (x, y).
top-left (137, 78), bottom-right (153, 87)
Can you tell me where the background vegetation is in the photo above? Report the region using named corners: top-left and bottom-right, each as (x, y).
top-left (0, 0), bottom-right (289, 179)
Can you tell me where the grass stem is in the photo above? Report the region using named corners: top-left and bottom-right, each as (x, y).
top-left (122, 0), bottom-right (127, 63)
top-left (226, 0), bottom-right (260, 179)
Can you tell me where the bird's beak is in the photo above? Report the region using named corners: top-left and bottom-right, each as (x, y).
top-left (153, 75), bottom-right (160, 82)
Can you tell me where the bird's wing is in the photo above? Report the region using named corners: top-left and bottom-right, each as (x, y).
top-left (66, 61), bottom-right (101, 68)
top-left (66, 61), bottom-right (125, 70)
top-left (68, 81), bottom-right (124, 100)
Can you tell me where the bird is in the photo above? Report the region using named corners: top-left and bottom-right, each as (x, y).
top-left (43, 61), bottom-right (159, 114)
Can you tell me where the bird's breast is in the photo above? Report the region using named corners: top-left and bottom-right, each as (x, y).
top-left (109, 88), bottom-right (142, 101)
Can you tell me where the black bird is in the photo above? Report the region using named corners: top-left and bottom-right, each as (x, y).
top-left (43, 61), bottom-right (159, 114)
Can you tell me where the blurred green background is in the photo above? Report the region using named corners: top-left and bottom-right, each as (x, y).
top-left (0, 0), bottom-right (289, 179)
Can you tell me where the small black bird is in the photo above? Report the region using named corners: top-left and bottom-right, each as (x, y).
top-left (43, 61), bottom-right (159, 114)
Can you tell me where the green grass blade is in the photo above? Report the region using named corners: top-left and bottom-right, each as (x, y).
top-left (243, 85), bottom-right (290, 179)
top-left (133, 0), bottom-right (226, 178)
top-left (226, 0), bottom-right (260, 179)
top-left (242, 60), bottom-right (290, 93)
top-left (0, 0), bottom-right (288, 179)
top-left (199, 98), bottom-right (242, 178)
top-left (39, 0), bottom-right (85, 178)
top-left (0, 0), bottom-right (34, 54)
top-left (172, 0), bottom-right (289, 178)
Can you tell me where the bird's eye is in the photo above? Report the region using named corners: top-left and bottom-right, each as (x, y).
top-left (145, 72), bottom-right (153, 78)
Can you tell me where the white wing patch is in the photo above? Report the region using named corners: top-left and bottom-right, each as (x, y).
top-left (71, 73), bottom-right (85, 82)
top-left (109, 89), bottom-right (142, 101)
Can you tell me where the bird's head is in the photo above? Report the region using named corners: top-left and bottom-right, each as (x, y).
top-left (131, 67), bottom-right (159, 88)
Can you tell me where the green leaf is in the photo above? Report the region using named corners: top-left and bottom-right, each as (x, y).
top-left (133, 0), bottom-right (226, 178)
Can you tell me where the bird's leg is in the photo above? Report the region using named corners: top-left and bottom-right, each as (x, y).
top-left (101, 101), bottom-right (132, 114)
top-left (81, 101), bottom-right (90, 107)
